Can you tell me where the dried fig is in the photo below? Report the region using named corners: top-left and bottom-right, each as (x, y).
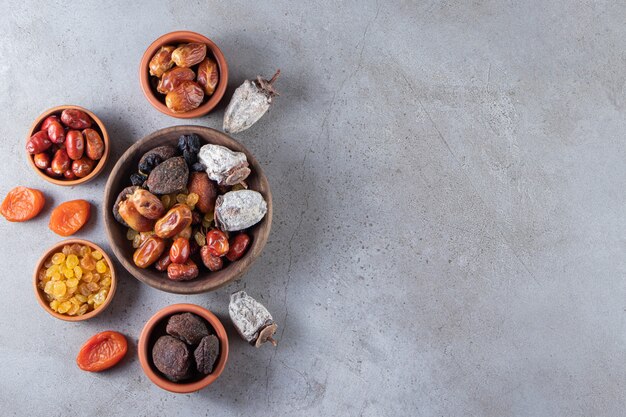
top-left (166, 313), bottom-right (208, 345)
top-left (194, 335), bottom-right (220, 374)
top-left (149, 45), bottom-right (175, 78)
top-left (152, 335), bottom-right (190, 382)
top-left (146, 156), bottom-right (189, 195)
top-left (165, 81), bottom-right (204, 113)
top-left (196, 57), bottom-right (219, 96)
top-left (171, 43), bottom-right (207, 68)
top-left (157, 67), bottom-right (195, 94)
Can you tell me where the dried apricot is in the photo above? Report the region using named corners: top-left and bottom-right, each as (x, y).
top-left (76, 331), bottom-right (127, 372)
top-left (49, 200), bottom-right (91, 236)
top-left (0, 187), bottom-right (45, 222)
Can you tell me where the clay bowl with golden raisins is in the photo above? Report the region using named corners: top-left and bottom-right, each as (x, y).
top-left (139, 31), bottom-right (228, 119)
top-left (138, 303), bottom-right (229, 393)
top-left (103, 125), bottom-right (272, 295)
top-left (26, 105), bottom-right (110, 186)
top-left (33, 239), bottom-right (117, 322)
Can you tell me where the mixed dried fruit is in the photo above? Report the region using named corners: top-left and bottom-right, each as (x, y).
top-left (151, 312), bottom-right (220, 382)
top-left (0, 186), bottom-right (45, 222)
top-left (27, 108), bottom-right (106, 181)
top-left (76, 331), bottom-right (127, 372)
top-left (38, 243), bottom-right (112, 316)
top-left (113, 134), bottom-right (267, 282)
top-left (148, 42), bottom-right (220, 113)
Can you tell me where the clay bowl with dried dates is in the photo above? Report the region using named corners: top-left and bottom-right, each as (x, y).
top-left (139, 31), bottom-right (228, 118)
top-left (103, 125), bottom-right (272, 295)
top-left (26, 105), bottom-right (109, 186)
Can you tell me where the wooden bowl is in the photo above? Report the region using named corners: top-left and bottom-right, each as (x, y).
top-left (26, 105), bottom-right (110, 186)
top-left (138, 303), bottom-right (229, 393)
top-left (103, 126), bottom-right (272, 294)
top-left (139, 31), bottom-right (229, 118)
top-left (33, 239), bottom-right (117, 322)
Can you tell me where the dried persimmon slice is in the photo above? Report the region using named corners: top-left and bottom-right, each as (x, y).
top-left (0, 186), bottom-right (46, 222)
top-left (49, 199), bottom-right (91, 236)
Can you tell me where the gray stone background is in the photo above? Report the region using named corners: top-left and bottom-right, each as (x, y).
top-left (0, 1), bottom-right (624, 416)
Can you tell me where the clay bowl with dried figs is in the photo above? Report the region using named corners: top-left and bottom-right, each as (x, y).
top-left (26, 105), bottom-right (109, 186)
top-left (139, 31), bottom-right (228, 118)
top-left (103, 125), bottom-right (272, 295)
top-left (138, 303), bottom-right (229, 393)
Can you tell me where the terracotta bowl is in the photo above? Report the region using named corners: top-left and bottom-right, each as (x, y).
top-left (103, 125), bottom-right (272, 294)
top-left (138, 304), bottom-right (229, 393)
top-left (33, 239), bottom-right (117, 322)
top-left (139, 31), bottom-right (229, 118)
top-left (26, 105), bottom-right (110, 186)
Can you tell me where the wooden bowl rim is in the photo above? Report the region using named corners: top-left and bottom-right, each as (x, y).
top-left (137, 303), bottom-right (229, 393)
top-left (32, 238), bottom-right (117, 322)
top-left (139, 31), bottom-right (229, 119)
top-left (103, 125), bottom-right (272, 294)
top-left (26, 105), bottom-right (110, 186)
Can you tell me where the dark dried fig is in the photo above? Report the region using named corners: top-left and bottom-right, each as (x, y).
top-left (194, 335), bottom-right (219, 374)
top-left (146, 156), bottom-right (189, 195)
top-left (166, 313), bottom-right (209, 345)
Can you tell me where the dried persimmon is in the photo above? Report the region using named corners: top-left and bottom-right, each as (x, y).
top-left (0, 186), bottom-right (45, 222)
top-left (49, 199), bottom-right (91, 236)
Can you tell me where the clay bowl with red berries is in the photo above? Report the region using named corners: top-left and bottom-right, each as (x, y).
top-left (103, 125), bottom-right (272, 295)
top-left (139, 31), bottom-right (229, 118)
top-left (26, 105), bottom-right (109, 186)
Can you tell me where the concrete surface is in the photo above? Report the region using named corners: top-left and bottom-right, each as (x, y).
top-left (0, 1), bottom-right (624, 416)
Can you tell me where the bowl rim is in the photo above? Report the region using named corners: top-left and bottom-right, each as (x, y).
top-left (137, 303), bottom-right (229, 393)
top-left (139, 30), bottom-right (229, 119)
top-left (26, 105), bottom-right (110, 186)
top-left (33, 238), bottom-right (117, 322)
top-left (103, 125), bottom-right (273, 294)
